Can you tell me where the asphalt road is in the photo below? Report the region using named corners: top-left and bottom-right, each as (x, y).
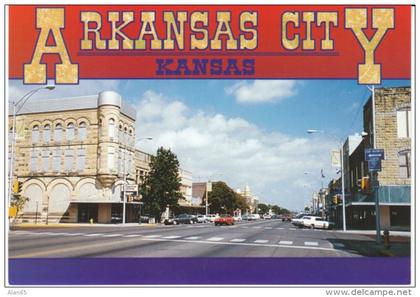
top-left (8, 219), bottom-right (373, 258)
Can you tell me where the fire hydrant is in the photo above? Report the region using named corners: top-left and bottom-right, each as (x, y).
top-left (383, 229), bottom-right (390, 249)
top-left (89, 218), bottom-right (94, 225)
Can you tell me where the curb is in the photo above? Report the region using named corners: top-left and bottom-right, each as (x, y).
top-left (10, 223), bottom-right (159, 229)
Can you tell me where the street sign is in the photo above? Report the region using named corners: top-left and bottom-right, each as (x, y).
top-left (365, 148), bottom-right (385, 161)
top-left (207, 181), bottom-right (212, 192)
top-left (124, 184), bottom-right (138, 193)
top-left (330, 150), bottom-right (341, 167)
top-left (368, 158), bottom-right (382, 172)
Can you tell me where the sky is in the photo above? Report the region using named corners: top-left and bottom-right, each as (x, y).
top-left (8, 78), bottom-right (410, 211)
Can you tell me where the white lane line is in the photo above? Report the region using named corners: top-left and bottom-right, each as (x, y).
top-left (288, 228), bottom-right (296, 230)
top-left (144, 235), bottom-right (162, 238)
top-left (206, 237), bottom-right (224, 241)
top-left (304, 241), bottom-right (319, 246)
top-left (264, 227), bottom-right (273, 229)
top-left (278, 241), bottom-right (293, 245)
top-left (122, 234), bottom-right (142, 238)
top-left (83, 233), bottom-right (105, 237)
top-left (103, 234), bottom-right (123, 237)
top-left (276, 227), bottom-right (284, 230)
top-left (163, 235), bottom-right (182, 239)
top-left (334, 243), bottom-right (345, 248)
top-left (63, 233), bottom-right (84, 236)
top-left (254, 240), bottom-right (269, 244)
top-left (185, 236), bottom-right (201, 240)
top-left (230, 238), bottom-right (246, 242)
top-left (253, 227), bottom-right (262, 229)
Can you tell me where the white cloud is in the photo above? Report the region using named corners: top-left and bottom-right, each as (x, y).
top-left (225, 80), bottom-right (298, 104)
top-left (135, 91), bottom-right (338, 211)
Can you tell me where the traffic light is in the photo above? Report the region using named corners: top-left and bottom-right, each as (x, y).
top-left (332, 195), bottom-right (337, 204)
top-left (12, 180), bottom-right (22, 194)
top-left (361, 177), bottom-right (370, 193)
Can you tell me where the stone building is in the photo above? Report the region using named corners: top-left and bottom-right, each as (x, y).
top-left (8, 91), bottom-right (192, 224)
top-left (330, 87), bottom-right (411, 231)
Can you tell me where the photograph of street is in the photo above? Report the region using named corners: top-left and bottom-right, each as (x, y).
top-left (7, 79), bottom-right (411, 259)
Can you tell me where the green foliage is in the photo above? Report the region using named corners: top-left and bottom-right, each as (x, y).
top-left (139, 147), bottom-right (183, 220)
top-left (206, 181), bottom-right (248, 214)
top-left (257, 203), bottom-right (269, 214)
top-left (11, 194), bottom-right (29, 214)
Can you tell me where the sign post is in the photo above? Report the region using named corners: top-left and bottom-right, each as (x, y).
top-left (365, 148), bottom-right (384, 244)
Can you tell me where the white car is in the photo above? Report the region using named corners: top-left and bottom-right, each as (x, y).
top-left (301, 216), bottom-right (332, 229)
top-left (206, 214), bottom-right (220, 222)
top-left (263, 214), bottom-right (271, 220)
top-left (196, 215), bottom-right (208, 223)
top-left (233, 216), bottom-right (242, 222)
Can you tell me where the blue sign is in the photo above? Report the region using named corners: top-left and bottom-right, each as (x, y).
top-left (368, 158), bottom-right (382, 172)
top-left (365, 148), bottom-right (385, 161)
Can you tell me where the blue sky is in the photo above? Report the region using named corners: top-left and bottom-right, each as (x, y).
top-left (9, 79), bottom-right (410, 211)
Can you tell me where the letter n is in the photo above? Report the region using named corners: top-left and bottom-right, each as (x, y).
top-left (24, 8), bottom-right (78, 84)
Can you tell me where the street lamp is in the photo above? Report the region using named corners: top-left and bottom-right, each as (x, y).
top-left (122, 136), bottom-right (153, 224)
top-left (8, 85), bottom-right (55, 208)
top-left (307, 129), bottom-right (347, 231)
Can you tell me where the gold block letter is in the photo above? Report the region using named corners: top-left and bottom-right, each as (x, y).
top-left (24, 8), bottom-right (78, 84)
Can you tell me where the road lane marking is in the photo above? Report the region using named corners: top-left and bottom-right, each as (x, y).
top-left (254, 240), bottom-right (269, 243)
top-left (103, 234), bottom-right (122, 237)
top-left (253, 227), bottom-right (262, 229)
top-left (206, 237), bottom-right (224, 241)
top-left (63, 233), bottom-right (84, 236)
top-left (278, 241), bottom-right (293, 245)
top-left (185, 236), bottom-right (201, 240)
top-left (83, 233), bottom-right (105, 237)
top-left (230, 239), bottom-right (246, 242)
top-left (288, 228), bottom-right (296, 230)
top-left (304, 241), bottom-right (319, 246)
top-left (276, 228), bottom-right (284, 230)
top-left (11, 235), bottom-right (346, 258)
top-left (264, 227), bottom-right (273, 229)
top-left (122, 234), bottom-right (142, 238)
top-left (163, 235), bottom-right (182, 239)
top-left (144, 235), bottom-right (162, 238)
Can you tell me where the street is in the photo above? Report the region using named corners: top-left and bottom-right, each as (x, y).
top-left (8, 219), bottom-right (382, 258)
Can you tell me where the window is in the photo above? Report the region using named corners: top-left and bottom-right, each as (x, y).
top-left (54, 123), bottom-right (63, 142)
top-left (30, 149), bottom-right (37, 172)
top-left (66, 123), bottom-right (75, 141)
top-left (54, 148), bottom-right (61, 172)
top-left (43, 124), bottom-right (51, 143)
top-left (399, 150), bottom-right (411, 178)
top-left (42, 149), bottom-right (49, 172)
top-left (65, 149), bottom-right (73, 171)
top-left (108, 147), bottom-right (115, 170)
top-left (108, 118), bottom-right (115, 139)
top-left (32, 125), bottom-right (40, 144)
top-left (77, 148), bottom-right (86, 171)
top-left (118, 149), bottom-right (124, 174)
top-left (78, 122), bottom-right (87, 141)
top-left (397, 109), bottom-right (411, 138)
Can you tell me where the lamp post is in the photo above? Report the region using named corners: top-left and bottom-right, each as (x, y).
top-left (122, 137), bottom-right (152, 225)
top-left (307, 129), bottom-right (347, 231)
top-left (8, 86), bottom-right (55, 209)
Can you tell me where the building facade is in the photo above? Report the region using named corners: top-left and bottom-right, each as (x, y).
top-left (9, 91), bottom-right (192, 224)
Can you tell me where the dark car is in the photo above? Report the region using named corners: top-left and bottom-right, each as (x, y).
top-left (164, 214), bottom-right (198, 225)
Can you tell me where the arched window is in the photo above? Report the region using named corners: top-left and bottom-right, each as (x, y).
top-left (32, 125), bottom-right (40, 144)
top-left (66, 123), bottom-right (75, 141)
top-left (398, 150), bottom-right (411, 178)
top-left (108, 118), bottom-right (115, 139)
top-left (79, 122), bottom-right (87, 141)
top-left (43, 124), bottom-right (51, 143)
top-left (54, 123), bottom-right (63, 142)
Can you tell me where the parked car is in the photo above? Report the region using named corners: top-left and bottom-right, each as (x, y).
top-left (164, 214), bottom-right (198, 225)
top-left (214, 214), bottom-right (235, 226)
top-left (249, 214), bottom-right (261, 221)
top-left (206, 214), bottom-right (220, 222)
top-left (263, 214), bottom-right (272, 220)
top-left (301, 216), bottom-right (333, 229)
top-left (282, 215), bottom-right (292, 222)
top-left (242, 214), bottom-right (249, 221)
top-left (233, 216), bottom-right (242, 222)
top-left (196, 215), bottom-right (208, 223)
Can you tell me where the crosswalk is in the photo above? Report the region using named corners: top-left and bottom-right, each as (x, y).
top-left (10, 230), bottom-right (346, 250)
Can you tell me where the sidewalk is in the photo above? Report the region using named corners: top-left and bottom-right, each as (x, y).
top-left (9, 222), bottom-right (158, 229)
top-left (334, 229), bottom-right (411, 238)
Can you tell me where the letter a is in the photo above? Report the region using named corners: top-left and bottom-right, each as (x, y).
top-left (24, 8), bottom-right (78, 84)
top-left (345, 8), bottom-right (394, 84)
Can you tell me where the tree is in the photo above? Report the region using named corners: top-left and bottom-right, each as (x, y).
top-left (206, 181), bottom-right (248, 214)
top-left (304, 206), bottom-right (310, 212)
top-left (139, 147), bottom-right (183, 220)
top-left (257, 203), bottom-right (269, 214)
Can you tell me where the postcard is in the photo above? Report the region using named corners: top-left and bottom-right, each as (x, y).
top-left (4, 1), bottom-right (415, 293)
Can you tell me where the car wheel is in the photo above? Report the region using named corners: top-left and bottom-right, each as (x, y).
top-left (310, 224), bottom-right (315, 229)
top-left (173, 221), bottom-right (177, 225)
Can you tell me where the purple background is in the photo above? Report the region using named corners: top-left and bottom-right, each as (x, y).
top-left (8, 257), bottom-right (411, 285)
